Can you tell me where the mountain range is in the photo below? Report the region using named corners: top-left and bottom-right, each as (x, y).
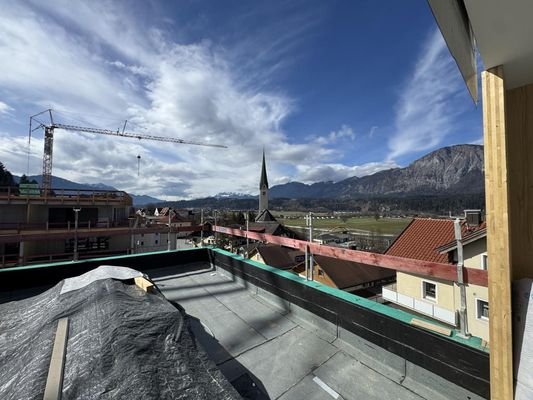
top-left (268, 144), bottom-right (484, 199)
top-left (6, 144), bottom-right (484, 208)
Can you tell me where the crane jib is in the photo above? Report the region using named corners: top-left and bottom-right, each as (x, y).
top-left (51, 123), bottom-right (227, 148)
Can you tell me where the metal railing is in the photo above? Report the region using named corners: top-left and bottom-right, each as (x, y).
top-left (0, 186), bottom-right (132, 205)
top-left (0, 219), bottom-right (131, 233)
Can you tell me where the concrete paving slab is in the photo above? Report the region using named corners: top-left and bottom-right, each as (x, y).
top-left (335, 326), bottom-right (406, 384)
top-left (255, 286), bottom-right (291, 314)
top-left (313, 351), bottom-right (424, 400)
top-left (278, 374), bottom-right (346, 400)
top-left (401, 361), bottom-right (486, 400)
top-left (287, 303), bottom-right (338, 343)
top-left (185, 298), bottom-right (267, 363)
top-left (209, 289), bottom-right (297, 340)
top-left (234, 326), bottom-right (338, 399)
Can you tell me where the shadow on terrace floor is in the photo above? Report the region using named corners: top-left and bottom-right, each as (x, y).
top-left (187, 313), bottom-right (271, 400)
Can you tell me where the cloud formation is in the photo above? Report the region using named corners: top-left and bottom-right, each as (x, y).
top-left (0, 2), bottom-right (402, 199)
top-left (388, 29), bottom-right (467, 160)
top-left (313, 124), bottom-right (355, 145)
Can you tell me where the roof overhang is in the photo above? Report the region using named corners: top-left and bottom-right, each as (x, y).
top-left (427, 0), bottom-right (478, 102)
top-left (429, 0), bottom-right (533, 93)
top-left (438, 228), bottom-right (487, 254)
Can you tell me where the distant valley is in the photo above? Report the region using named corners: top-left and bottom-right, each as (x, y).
top-left (5, 144), bottom-right (485, 212)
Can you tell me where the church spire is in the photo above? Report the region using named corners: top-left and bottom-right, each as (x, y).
top-left (258, 149), bottom-right (269, 213)
top-left (259, 149), bottom-right (269, 189)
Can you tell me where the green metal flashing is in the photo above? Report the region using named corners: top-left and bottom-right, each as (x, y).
top-left (0, 246), bottom-right (487, 353)
top-left (211, 248), bottom-right (488, 352)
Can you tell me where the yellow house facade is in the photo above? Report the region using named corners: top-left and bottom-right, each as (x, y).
top-left (382, 217), bottom-right (489, 342)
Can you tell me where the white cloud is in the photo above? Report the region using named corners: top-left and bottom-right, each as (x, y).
top-left (314, 124), bottom-right (356, 145)
top-left (388, 29), bottom-right (466, 160)
top-left (0, 2), bottom-right (390, 199)
top-left (0, 101), bottom-right (14, 114)
top-left (295, 160), bottom-right (398, 183)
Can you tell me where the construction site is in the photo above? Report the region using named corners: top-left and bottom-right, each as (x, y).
top-left (1, 1), bottom-right (533, 400)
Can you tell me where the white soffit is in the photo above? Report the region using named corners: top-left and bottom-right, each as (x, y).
top-left (464, 0), bottom-right (533, 89)
top-left (427, 0), bottom-right (478, 103)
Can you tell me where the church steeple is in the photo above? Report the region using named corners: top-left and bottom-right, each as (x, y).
top-left (259, 150), bottom-right (269, 189)
top-left (258, 150), bottom-right (269, 213)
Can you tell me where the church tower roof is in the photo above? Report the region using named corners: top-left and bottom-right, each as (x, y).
top-left (259, 150), bottom-right (269, 189)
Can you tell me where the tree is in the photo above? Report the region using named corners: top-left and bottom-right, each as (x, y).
top-left (0, 162), bottom-right (15, 187)
top-left (19, 174), bottom-right (38, 185)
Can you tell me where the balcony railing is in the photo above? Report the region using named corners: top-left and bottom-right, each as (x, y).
top-left (382, 283), bottom-right (457, 325)
top-left (0, 186), bottom-right (132, 205)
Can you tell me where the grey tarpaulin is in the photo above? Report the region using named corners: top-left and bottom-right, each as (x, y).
top-left (60, 265), bottom-right (143, 294)
top-left (0, 273), bottom-right (240, 400)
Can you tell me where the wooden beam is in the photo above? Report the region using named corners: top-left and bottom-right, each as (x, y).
top-left (43, 318), bottom-right (69, 400)
top-left (214, 226), bottom-right (488, 286)
top-left (410, 318), bottom-right (452, 337)
top-left (482, 66), bottom-right (513, 400)
top-left (134, 276), bottom-right (155, 292)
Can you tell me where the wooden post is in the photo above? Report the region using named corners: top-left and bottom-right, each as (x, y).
top-left (506, 82), bottom-right (533, 280)
top-left (482, 66), bottom-right (514, 400)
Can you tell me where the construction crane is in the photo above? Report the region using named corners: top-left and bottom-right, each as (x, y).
top-left (29, 109), bottom-right (227, 193)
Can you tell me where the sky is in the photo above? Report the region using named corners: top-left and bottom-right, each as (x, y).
top-left (0, 0), bottom-right (483, 200)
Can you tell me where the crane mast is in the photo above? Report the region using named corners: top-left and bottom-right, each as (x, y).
top-left (31, 110), bottom-right (227, 193)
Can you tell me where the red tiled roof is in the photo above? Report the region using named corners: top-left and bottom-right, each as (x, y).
top-left (385, 218), bottom-right (485, 264)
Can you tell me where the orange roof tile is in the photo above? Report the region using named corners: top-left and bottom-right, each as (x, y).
top-left (385, 218), bottom-right (484, 264)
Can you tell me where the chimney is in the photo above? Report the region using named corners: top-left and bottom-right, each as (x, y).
top-left (464, 209), bottom-right (482, 226)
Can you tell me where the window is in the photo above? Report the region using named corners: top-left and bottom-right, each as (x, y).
top-left (481, 254), bottom-right (488, 270)
top-left (155, 240), bottom-right (159, 245)
top-left (318, 269), bottom-right (324, 277)
top-left (422, 281), bottom-right (437, 301)
top-left (477, 299), bottom-right (489, 320)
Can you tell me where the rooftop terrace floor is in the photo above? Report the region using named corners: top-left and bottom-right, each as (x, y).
top-left (149, 263), bottom-right (430, 400)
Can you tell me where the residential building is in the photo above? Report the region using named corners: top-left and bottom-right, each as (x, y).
top-left (0, 186), bottom-right (191, 265)
top-left (382, 213), bottom-right (489, 341)
top-left (293, 254), bottom-right (395, 294)
top-left (313, 232), bottom-right (352, 246)
top-left (247, 243), bottom-right (305, 270)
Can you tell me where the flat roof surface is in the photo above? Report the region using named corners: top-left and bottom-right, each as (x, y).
top-left (150, 264), bottom-right (428, 400)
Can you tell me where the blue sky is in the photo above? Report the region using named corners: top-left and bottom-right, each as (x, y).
top-left (0, 1), bottom-right (482, 199)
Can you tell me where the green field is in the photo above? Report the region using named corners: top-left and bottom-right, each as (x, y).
top-left (277, 216), bottom-right (412, 235)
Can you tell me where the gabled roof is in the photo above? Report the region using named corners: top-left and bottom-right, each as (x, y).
top-left (255, 209), bottom-right (277, 222)
top-left (385, 218), bottom-right (485, 264)
top-left (251, 244), bottom-right (304, 270)
top-left (293, 255), bottom-right (394, 289)
top-left (437, 224), bottom-right (487, 254)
